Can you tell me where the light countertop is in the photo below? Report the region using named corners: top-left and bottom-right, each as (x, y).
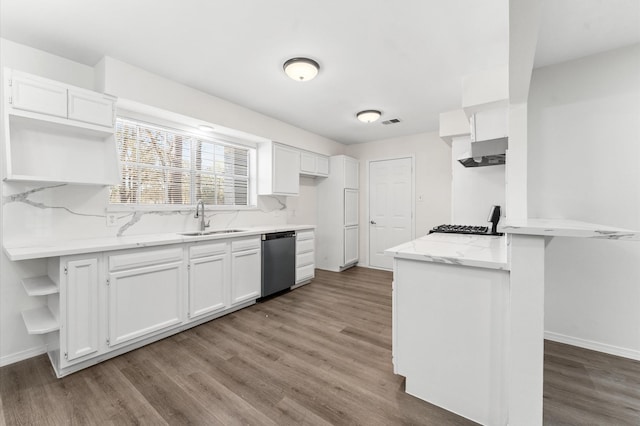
top-left (3, 225), bottom-right (315, 261)
top-left (384, 233), bottom-right (509, 271)
top-left (499, 218), bottom-right (640, 240)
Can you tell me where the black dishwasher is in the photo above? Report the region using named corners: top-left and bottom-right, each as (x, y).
top-left (261, 231), bottom-right (296, 297)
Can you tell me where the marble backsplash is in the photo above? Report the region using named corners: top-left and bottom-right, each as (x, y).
top-left (2, 182), bottom-right (294, 244)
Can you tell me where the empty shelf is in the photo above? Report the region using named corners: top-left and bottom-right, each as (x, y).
top-left (21, 276), bottom-right (58, 296)
top-left (21, 307), bottom-right (59, 334)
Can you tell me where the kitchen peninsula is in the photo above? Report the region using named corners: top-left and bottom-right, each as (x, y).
top-left (385, 233), bottom-right (509, 425)
top-left (386, 222), bottom-right (640, 426)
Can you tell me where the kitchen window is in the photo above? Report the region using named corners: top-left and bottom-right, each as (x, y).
top-left (109, 118), bottom-right (255, 208)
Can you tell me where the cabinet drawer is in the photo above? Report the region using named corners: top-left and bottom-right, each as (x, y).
top-left (189, 241), bottom-right (228, 259)
top-left (296, 238), bottom-right (314, 254)
top-left (297, 251), bottom-right (314, 268)
top-left (296, 229), bottom-right (314, 241)
top-left (232, 237), bottom-right (261, 252)
top-left (296, 264), bottom-right (315, 283)
top-left (109, 247), bottom-right (183, 272)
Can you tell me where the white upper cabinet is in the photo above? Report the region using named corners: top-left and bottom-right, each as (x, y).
top-left (3, 68), bottom-right (119, 185)
top-left (300, 150), bottom-right (329, 178)
top-left (470, 107), bottom-right (508, 142)
top-left (317, 156), bottom-right (329, 175)
top-left (67, 88), bottom-right (115, 127)
top-left (300, 151), bottom-right (316, 174)
top-left (10, 71), bottom-right (68, 118)
top-left (344, 156), bottom-right (359, 189)
top-left (7, 69), bottom-right (115, 128)
top-left (258, 141), bottom-right (300, 196)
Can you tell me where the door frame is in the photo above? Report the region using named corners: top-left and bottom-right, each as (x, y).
top-left (366, 155), bottom-right (416, 270)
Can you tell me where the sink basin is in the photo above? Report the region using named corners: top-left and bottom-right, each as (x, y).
top-left (179, 229), bottom-right (247, 237)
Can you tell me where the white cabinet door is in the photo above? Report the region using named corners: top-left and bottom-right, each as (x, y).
top-left (62, 257), bottom-right (100, 363)
top-left (108, 261), bottom-right (184, 347)
top-left (300, 152), bottom-right (329, 177)
top-left (344, 189), bottom-right (359, 227)
top-left (67, 89), bottom-right (114, 127)
top-left (10, 71), bottom-right (67, 118)
top-left (189, 253), bottom-right (228, 319)
top-left (273, 144), bottom-right (300, 195)
top-left (316, 155), bottom-right (329, 176)
top-left (344, 157), bottom-right (359, 189)
top-left (230, 248), bottom-right (261, 305)
top-left (300, 152), bottom-right (317, 174)
top-left (344, 226), bottom-right (359, 266)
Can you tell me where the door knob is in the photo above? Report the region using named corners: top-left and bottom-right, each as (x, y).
top-left (370, 220), bottom-right (376, 225)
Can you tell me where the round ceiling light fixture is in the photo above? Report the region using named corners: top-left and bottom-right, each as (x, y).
top-left (357, 110), bottom-right (382, 123)
top-left (283, 57), bottom-right (320, 82)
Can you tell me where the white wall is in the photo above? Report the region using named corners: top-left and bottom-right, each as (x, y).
top-left (528, 44), bottom-right (640, 359)
top-left (345, 131), bottom-right (451, 268)
top-left (0, 39), bottom-right (345, 365)
top-left (451, 136), bottom-right (506, 225)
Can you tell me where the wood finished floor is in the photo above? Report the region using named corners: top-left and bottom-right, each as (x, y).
top-left (1, 267), bottom-right (639, 425)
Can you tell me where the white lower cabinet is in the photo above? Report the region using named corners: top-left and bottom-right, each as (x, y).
top-left (295, 229), bottom-right (315, 285)
top-left (107, 247), bottom-right (185, 348)
top-left (230, 238), bottom-right (262, 305)
top-left (188, 242), bottom-right (229, 319)
top-left (344, 225), bottom-right (359, 266)
top-left (61, 256), bottom-right (100, 363)
top-left (19, 254), bottom-right (103, 372)
top-left (18, 233), bottom-right (275, 377)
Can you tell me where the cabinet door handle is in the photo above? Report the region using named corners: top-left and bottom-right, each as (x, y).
top-left (370, 220), bottom-right (376, 225)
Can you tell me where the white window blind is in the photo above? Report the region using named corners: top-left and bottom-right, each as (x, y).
top-left (110, 118), bottom-right (251, 206)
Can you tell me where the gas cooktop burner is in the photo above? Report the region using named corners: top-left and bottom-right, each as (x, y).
top-left (429, 224), bottom-right (491, 235)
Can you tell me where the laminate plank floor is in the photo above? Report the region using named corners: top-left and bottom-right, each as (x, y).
top-left (1, 267), bottom-right (639, 425)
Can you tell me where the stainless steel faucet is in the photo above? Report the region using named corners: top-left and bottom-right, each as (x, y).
top-left (194, 199), bottom-right (210, 232)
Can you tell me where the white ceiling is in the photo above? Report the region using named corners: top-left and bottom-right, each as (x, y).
top-left (1, 0), bottom-right (638, 145)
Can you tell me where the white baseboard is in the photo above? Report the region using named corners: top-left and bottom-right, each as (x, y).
top-left (545, 331), bottom-right (640, 361)
top-left (0, 345), bottom-right (47, 367)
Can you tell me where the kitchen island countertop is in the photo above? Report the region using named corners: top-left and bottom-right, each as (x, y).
top-left (385, 232), bottom-right (509, 271)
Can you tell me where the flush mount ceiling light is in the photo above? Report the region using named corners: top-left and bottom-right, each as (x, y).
top-left (198, 125), bottom-right (215, 132)
top-left (356, 110), bottom-right (382, 123)
top-left (283, 57), bottom-right (320, 82)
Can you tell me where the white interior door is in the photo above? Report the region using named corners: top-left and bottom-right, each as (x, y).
top-left (369, 157), bottom-right (413, 269)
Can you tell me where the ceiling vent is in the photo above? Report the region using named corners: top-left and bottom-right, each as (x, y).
top-left (382, 118), bottom-right (401, 125)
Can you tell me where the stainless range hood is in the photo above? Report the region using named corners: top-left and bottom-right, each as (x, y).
top-left (458, 137), bottom-right (507, 167)
top-left (458, 108), bottom-right (508, 168)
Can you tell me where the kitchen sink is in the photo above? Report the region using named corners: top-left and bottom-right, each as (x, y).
top-left (179, 229), bottom-right (247, 236)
